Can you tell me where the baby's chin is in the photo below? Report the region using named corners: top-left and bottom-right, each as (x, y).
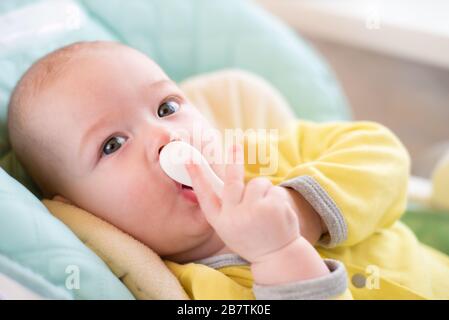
top-left (170, 203), bottom-right (213, 241)
top-left (156, 215), bottom-right (216, 260)
top-left (183, 204), bottom-right (213, 234)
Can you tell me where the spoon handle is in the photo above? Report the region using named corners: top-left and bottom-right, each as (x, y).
top-left (201, 161), bottom-right (224, 198)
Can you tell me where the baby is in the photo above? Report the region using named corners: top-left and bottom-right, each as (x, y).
top-left (7, 41), bottom-right (449, 300)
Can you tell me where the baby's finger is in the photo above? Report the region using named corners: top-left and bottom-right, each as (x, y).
top-left (242, 177), bottom-right (272, 204)
top-left (185, 163), bottom-right (221, 224)
top-left (265, 185), bottom-right (289, 201)
top-left (222, 144), bottom-right (245, 205)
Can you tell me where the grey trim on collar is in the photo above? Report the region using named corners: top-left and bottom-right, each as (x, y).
top-left (280, 175), bottom-right (347, 248)
top-left (252, 259), bottom-right (348, 300)
top-left (193, 253), bottom-right (249, 269)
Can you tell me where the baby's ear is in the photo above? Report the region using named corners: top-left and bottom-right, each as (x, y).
top-left (52, 195), bottom-right (73, 205)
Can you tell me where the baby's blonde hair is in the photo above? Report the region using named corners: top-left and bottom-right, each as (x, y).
top-left (7, 41), bottom-right (124, 197)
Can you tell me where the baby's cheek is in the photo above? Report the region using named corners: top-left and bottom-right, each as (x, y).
top-left (88, 156), bottom-right (172, 225)
top-left (118, 172), bottom-right (166, 213)
top-left (95, 176), bottom-right (156, 230)
top-left (125, 180), bottom-right (154, 206)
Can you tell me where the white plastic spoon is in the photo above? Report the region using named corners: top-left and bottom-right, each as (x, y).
top-left (159, 141), bottom-right (224, 198)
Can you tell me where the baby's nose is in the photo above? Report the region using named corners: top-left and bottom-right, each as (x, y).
top-left (157, 133), bottom-right (183, 158)
top-left (158, 136), bottom-right (182, 154)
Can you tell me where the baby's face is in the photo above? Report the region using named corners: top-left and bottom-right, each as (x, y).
top-left (35, 46), bottom-right (224, 256)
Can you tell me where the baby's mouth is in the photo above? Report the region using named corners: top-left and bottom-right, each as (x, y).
top-left (177, 182), bottom-right (198, 203)
top-left (173, 180), bottom-right (193, 190)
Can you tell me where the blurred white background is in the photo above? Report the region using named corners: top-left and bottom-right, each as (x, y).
top-left (257, 0), bottom-right (449, 178)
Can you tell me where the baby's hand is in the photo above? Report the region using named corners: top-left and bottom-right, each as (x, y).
top-left (185, 144), bottom-right (301, 264)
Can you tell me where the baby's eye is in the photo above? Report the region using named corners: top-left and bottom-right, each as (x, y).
top-left (157, 99), bottom-right (180, 118)
top-left (102, 136), bottom-right (127, 156)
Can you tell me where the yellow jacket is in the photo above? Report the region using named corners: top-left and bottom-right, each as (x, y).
top-left (166, 120), bottom-right (449, 299)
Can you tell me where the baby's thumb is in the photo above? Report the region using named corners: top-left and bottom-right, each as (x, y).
top-left (185, 163), bottom-right (221, 225)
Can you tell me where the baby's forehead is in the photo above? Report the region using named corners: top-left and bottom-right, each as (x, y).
top-left (30, 44), bottom-right (165, 108)
top-left (29, 42), bottom-right (161, 95)
top-left (13, 43), bottom-right (120, 116)
top-left (13, 42), bottom-right (172, 142)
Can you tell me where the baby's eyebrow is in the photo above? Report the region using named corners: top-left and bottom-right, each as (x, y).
top-left (143, 78), bottom-right (179, 99)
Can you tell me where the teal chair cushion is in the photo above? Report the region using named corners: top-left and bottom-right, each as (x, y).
top-left (0, 168), bottom-right (134, 299)
top-left (0, 0), bottom-right (351, 299)
top-left (0, 253), bottom-right (72, 299)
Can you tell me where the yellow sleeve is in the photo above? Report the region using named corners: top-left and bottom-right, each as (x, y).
top-left (244, 120), bottom-right (411, 247)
